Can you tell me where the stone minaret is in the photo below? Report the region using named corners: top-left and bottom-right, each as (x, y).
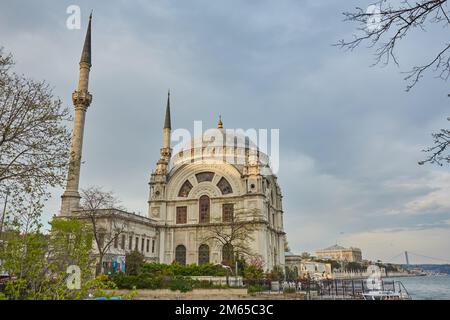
top-left (157, 91), bottom-right (172, 173)
top-left (60, 14), bottom-right (93, 216)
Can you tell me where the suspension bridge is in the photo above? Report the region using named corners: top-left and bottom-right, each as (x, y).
top-left (386, 251), bottom-right (450, 265)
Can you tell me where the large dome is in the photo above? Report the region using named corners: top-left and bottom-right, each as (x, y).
top-left (169, 128), bottom-right (272, 174)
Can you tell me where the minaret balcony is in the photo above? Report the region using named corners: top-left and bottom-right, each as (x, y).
top-left (72, 90), bottom-right (92, 108)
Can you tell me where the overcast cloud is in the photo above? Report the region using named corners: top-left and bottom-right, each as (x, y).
top-left (1, 0), bottom-right (450, 264)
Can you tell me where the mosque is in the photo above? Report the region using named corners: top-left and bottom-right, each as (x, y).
top-left (59, 15), bottom-right (286, 272)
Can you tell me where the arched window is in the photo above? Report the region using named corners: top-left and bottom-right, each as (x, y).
top-left (199, 195), bottom-right (210, 223)
top-left (196, 172), bottom-right (215, 183)
top-left (178, 180), bottom-right (193, 197)
top-left (175, 245), bottom-right (186, 265)
top-left (222, 243), bottom-right (234, 266)
top-left (217, 177), bottom-right (233, 195)
top-left (198, 244), bottom-right (210, 265)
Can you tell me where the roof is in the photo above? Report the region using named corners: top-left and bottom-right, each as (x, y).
top-left (322, 244), bottom-right (346, 251)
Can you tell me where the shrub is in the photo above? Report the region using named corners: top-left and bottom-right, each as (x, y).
top-left (141, 262), bottom-right (227, 277)
top-left (169, 276), bottom-right (193, 292)
top-left (247, 284), bottom-right (270, 294)
top-left (110, 273), bottom-right (137, 290)
top-left (283, 287), bottom-right (296, 294)
top-left (243, 264), bottom-right (264, 281)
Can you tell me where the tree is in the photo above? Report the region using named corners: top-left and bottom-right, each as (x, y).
top-left (201, 207), bottom-right (261, 267)
top-left (1, 217), bottom-right (95, 300)
top-left (125, 251), bottom-right (144, 276)
top-left (0, 48), bottom-right (71, 204)
top-left (338, 0), bottom-right (450, 91)
top-left (79, 186), bottom-right (127, 275)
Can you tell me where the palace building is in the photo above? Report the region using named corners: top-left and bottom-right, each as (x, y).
top-left (59, 15), bottom-right (286, 272)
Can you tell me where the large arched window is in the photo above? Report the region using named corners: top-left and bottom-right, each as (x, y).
top-left (178, 180), bottom-right (193, 197)
top-left (222, 243), bottom-right (234, 266)
top-left (217, 177), bottom-right (233, 195)
top-left (175, 245), bottom-right (186, 265)
top-left (199, 195), bottom-right (210, 223)
top-left (198, 244), bottom-right (210, 265)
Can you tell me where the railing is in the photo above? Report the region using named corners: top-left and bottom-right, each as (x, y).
top-left (243, 279), bottom-right (411, 299)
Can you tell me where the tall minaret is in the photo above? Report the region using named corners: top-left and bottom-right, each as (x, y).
top-left (60, 13), bottom-right (93, 216)
top-left (159, 90), bottom-right (172, 170)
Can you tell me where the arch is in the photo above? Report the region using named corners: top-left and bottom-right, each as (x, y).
top-left (199, 195), bottom-right (210, 223)
top-left (217, 177), bottom-right (233, 195)
top-left (166, 163), bottom-right (244, 200)
top-left (178, 180), bottom-right (193, 197)
top-left (198, 244), bottom-right (210, 265)
top-left (175, 245), bottom-right (186, 265)
top-left (222, 243), bottom-right (234, 266)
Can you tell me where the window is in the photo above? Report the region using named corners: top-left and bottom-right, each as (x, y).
top-left (199, 195), bottom-right (210, 224)
top-left (222, 244), bottom-right (234, 266)
top-left (113, 235), bottom-right (118, 249)
top-left (121, 234), bottom-right (126, 250)
top-left (152, 239), bottom-right (155, 253)
top-left (178, 180), bottom-right (193, 197)
top-left (222, 204), bottom-right (234, 222)
top-left (135, 237), bottom-right (139, 251)
top-left (198, 244), bottom-right (210, 265)
top-left (217, 177), bottom-right (233, 195)
top-left (141, 238), bottom-right (145, 252)
top-left (176, 206), bottom-right (187, 224)
top-left (196, 172), bottom-right (215, 183)
top-left (175, 245), bottom-right (186, 265)
top-left (146, 239), bottom-right (150, 253)
top-left (129, 236), bottom-right (132, 250)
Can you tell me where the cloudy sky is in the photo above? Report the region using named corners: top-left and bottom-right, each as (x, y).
top-left (1, 0), bottom-right (450, 264)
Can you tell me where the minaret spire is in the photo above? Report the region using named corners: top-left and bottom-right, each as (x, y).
top-left (80, 12), bottom-right (92, 65)
top-left (60, 13), bottom-right (93, 216)
top-left (155, 91), bottom-right (172, 175)
top-left (164, 90), bottom-right (171, 130)
top-left (217, 115), bottom-right (223, 129)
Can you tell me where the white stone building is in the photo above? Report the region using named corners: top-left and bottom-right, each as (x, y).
top-left (59, 15), bottom-right (286, 272)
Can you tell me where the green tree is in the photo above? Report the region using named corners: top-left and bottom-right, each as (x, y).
top-left (1, 217), bottom-right (95, 299)
top-left (125, 250), bottom-right (144, 276)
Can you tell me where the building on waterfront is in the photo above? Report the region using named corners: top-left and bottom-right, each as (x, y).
top-left (285, 252), bottom-right (332, 279)
top-left (58, 15), bottom-right (286, 272)
top-left (315, 244), bottom-right (362, 263)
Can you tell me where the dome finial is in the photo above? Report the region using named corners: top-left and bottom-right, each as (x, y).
top-left (217, 115), bottom-right (223, 129)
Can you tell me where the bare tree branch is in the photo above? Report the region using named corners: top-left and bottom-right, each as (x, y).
top-left (337, 0), bottom-right (450, 91)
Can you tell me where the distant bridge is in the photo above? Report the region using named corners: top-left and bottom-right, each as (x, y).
top-left (386, 251), bottom-right (450, 265)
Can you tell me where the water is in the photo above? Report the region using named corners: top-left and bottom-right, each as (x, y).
top-left (388, 275), bottom-right (450, 300)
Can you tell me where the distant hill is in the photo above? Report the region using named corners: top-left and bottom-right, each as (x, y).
top-left (404, 264), bottom-right (450, 274)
